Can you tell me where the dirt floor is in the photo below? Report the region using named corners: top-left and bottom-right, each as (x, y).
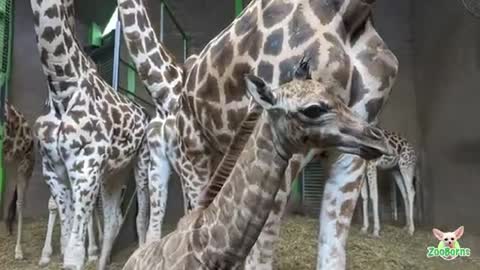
top-left (1, 216), bottom-right (479, 270)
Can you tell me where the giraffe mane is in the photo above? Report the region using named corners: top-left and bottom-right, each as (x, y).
top-left (196, 103), bottom-right (264, 208)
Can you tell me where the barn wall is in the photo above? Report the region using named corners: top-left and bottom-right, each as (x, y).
top-left (413, 0), bottom-right (480, 236)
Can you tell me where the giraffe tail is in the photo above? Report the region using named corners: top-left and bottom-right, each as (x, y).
top-left (5, 185), bottom-right (17, 235)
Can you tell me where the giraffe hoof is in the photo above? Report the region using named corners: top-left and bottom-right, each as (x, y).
top-left (360, 228), bottom-right (368, 234)
top-left (372, 232), bottom-right (381, 238)
top-left (14, 251), bottom-right (24, 260)
top-left (88, 254), bottom-right (99, 262)
top-left (38, 257), bottom-right (51, 267)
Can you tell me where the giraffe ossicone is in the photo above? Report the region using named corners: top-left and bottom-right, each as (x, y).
top-left (122, 75), bottom-right (391, 270)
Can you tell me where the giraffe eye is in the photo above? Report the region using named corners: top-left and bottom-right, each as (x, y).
top-left (300, 104), bottom-right (328, 119)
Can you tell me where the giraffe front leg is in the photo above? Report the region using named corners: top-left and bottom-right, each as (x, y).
top-left (63, 165), bottom-right (101, 270)
top-left (134, 139), bottom-right (150, 246)
top-left (87, 216), bottom-right (99, 262)
top-left (243, 188), bottom-right (289, 270)
top-left (145, 129), bottom-right (171, 243)
top-left (317, 154), bottom-right (365, 270)
top-left (39, 197), bottom-right (58, 266)
top-left (146, 150), bottom-right (171, 243)
top-left (98, 178), bottom-right (126, 270)
top-left (359, 175), bottom-right (369, 234)
top-left (367, 165), bottom-right (380, 238)
top-left (40, 158), bottom-right (72, 260)
top-left (14, 178), bottom-right (27, 260)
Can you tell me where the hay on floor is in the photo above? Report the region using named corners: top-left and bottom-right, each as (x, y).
top-left (1, 216), bottom-right (480, 270)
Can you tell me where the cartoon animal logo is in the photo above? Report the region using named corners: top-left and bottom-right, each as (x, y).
top-left (427, 226), bottom-right (470, 260)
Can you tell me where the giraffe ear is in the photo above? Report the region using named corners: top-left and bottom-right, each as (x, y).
top-left (245, 74), bottom-right (276, 109)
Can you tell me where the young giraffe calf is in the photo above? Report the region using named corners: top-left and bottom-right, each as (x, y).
top-left (360, 129), bottom-right (418, 237)
top-left (122, 75), bottom-right (390, 270)
top-left (3, 104), bottom-right (35, 260)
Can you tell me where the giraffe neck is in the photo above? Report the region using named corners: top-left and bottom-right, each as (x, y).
top-left (117, 0), bottom-right (184, 114)
top-left (31, 0), bottom-right (93, 104)
top-left (194, 117), bottom-right (290, 266)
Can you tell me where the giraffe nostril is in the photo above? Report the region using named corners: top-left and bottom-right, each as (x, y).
top-left (367, 127), bottom-right (383, 140)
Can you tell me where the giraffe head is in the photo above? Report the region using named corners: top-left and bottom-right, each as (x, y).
top-left (245, 74), bottom-right (391, 160)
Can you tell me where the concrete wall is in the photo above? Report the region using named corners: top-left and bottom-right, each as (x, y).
top-left (413, 0), bottom-right (480, 234)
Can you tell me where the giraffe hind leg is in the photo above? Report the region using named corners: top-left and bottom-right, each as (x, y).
top-left (399, 164), bottom-right (416, 235)
top-left (368, 166), bottom-right (380, 238)
top-left (360, 175), bottom-right (369, 234)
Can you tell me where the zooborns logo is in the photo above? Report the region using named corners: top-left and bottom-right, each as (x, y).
top-left (427, 226), bottom-right (471, 260)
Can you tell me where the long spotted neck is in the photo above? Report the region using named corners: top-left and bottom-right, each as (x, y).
top-left (117, 0), bottom-right (184, 114)
top-left (193, 117), bottom-right (290, 267)
top-left (31, 0), bottom-right (93, 104)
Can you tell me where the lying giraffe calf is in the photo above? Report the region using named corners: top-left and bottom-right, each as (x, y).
top-left (122, 74), bottom-right (391, 270)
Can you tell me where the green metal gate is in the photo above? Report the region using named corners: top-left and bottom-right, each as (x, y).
top-left (301, 160), bottom-right (327, 217)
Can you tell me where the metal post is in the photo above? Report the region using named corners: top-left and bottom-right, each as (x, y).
top-left (235, 0), bottom-right (243, 16)
top-left (183, 38), bottom-right (187, 61)
top-left (112, 18), bottom-right (122, 90)
top-left (160, 1), bottom-right (165, 42)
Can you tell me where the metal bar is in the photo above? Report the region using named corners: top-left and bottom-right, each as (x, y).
top-left (235, 0), bottom-right (244, 16)
top-left (160, 1), bottom-right (165, 42)
top-left (112, 18), bottom-right (122, 90)
top-left (119, 58), bottom-right (136, 72)
top-left (0, 0), bottom-right (14, 212)
top-left (161, 0), bottom-right (189, 40)
top-left (183, 38), bottom-right (187, 61)
top-left (117, 86), bottom-right (155, 108)
top-left (127, 64), bottom-right (136, 98)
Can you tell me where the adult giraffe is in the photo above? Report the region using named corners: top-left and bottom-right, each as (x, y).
top-left (119, 0), bottom-right (399, 269)
top-left (31, 0), bottom-right (150, 269)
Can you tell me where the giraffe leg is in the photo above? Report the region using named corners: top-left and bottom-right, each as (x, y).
top-left (41, 158), bottom-right (72, 259)
top-left (146, 122), bottom-right (171, 243)
top-left (14, 175), bottom-right (27, 260)
top-left (97, 180), bottom-right (125, 270)
top-left (360, 174), bottom-right (369, 234)
top-left (94, 197), bottom-right (103, 243)
top-left (399, 165), bottom-right (416, 235)
top-left (63, 163), bottom-right (101, 270)
top-left (244, 154), bottom-right (312, 270)
top-left (134, 140), bottom-right (150, 246)
top-left (243, 177), bottom-right (290, 270)
top-left (39, 197), bottom-right (57, 266)
top-left (317, 154), bottom-right (365, 270)
top-left (391, 179), bottom-right (398, 221)
top-left (392, 170), bottom-right (409, 229)
top-left (87, 215), bottom-right (99, 262)
top-left (367, 164), bottom-right (380, 238)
